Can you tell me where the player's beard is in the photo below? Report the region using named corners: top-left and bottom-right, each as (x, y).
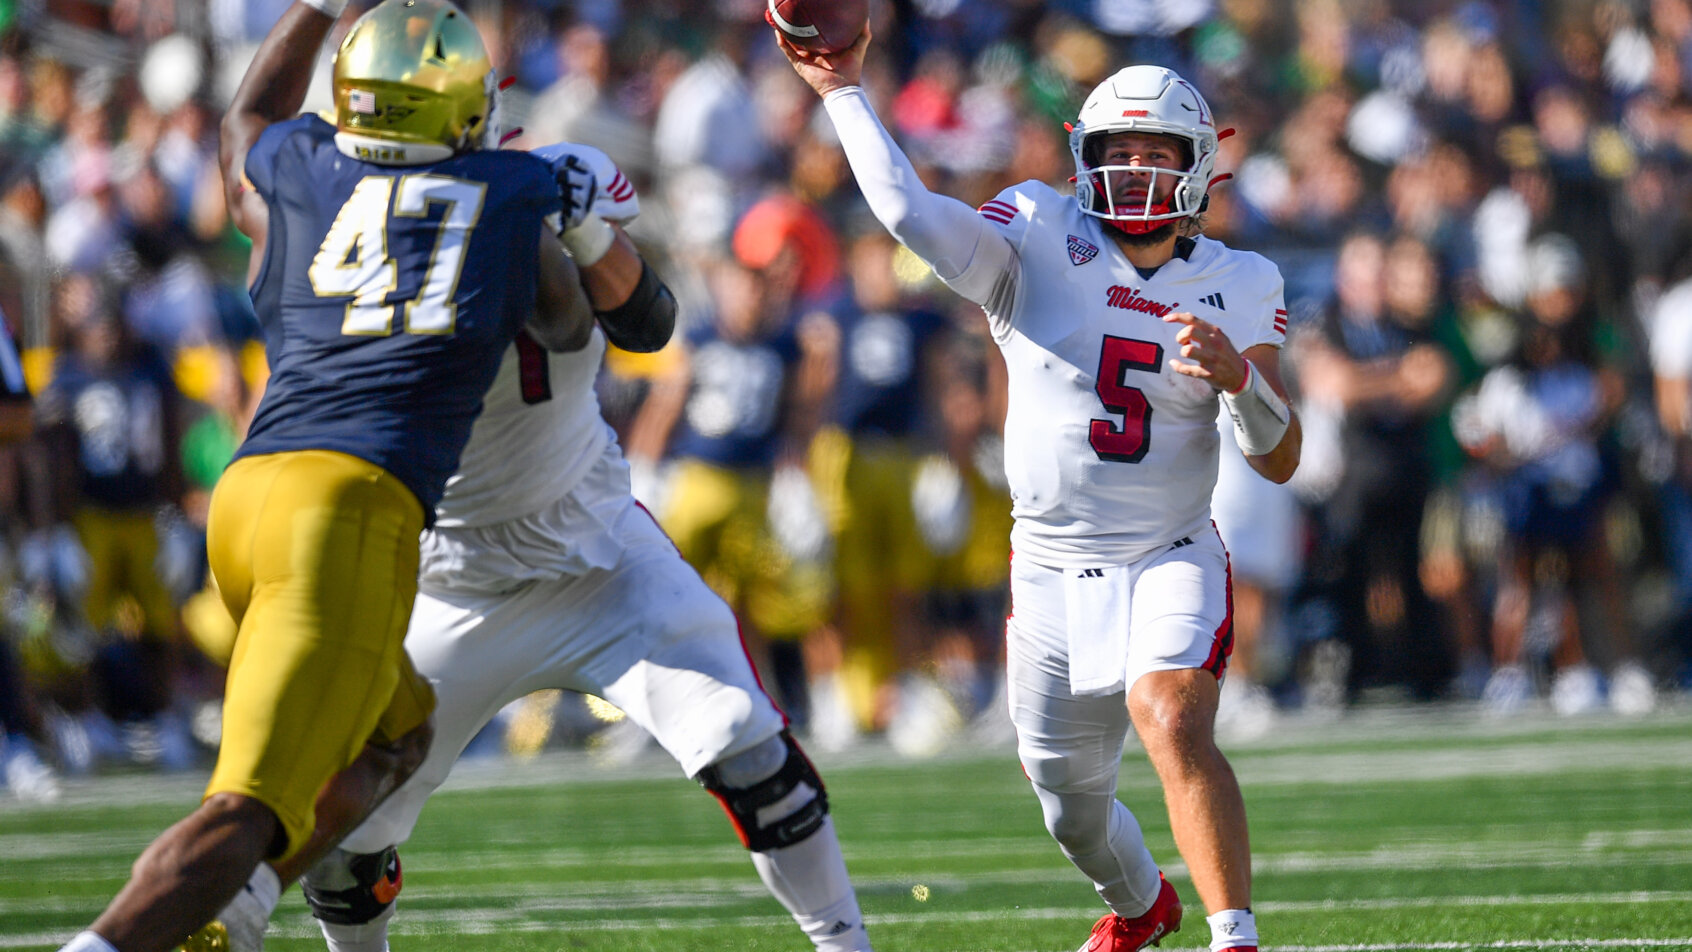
top-left (1108, 218), bottom-right (1178, 248)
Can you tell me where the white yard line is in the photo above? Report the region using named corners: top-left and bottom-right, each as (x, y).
top-left (5, 708), bottom-right (1692, 813)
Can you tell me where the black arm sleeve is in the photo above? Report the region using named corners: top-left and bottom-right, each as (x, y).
top-left (595, 261), bottom-right (677, 353)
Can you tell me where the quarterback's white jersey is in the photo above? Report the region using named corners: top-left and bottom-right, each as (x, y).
top-left (962, 181), bottom-right (1286, 567)
top-left (432, 145), bottom-right (641, 530)
top-left (822, 87), bottom-right (1286, 568)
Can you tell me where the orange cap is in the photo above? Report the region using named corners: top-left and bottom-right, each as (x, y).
top-left (732, 194), bottom-right (840, 299)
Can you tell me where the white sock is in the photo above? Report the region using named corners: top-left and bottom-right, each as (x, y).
top-left (1207, 908), bottom-right (1258, 950)
top-left (247, 864), bottom-right (283, 916)
top-left (319, 904), bottom-right (396, 952)
top-left (57, 933), bottom-right (119, 952)
top-left (215, 863), bottom-right (282, 951)
top-left (749, 817), bottom-right (872, 952)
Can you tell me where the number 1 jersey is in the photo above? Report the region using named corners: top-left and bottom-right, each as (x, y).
top-left (967, 180), bottom-right (1287, 568)
top-left (237, 115), bottom-right (563, 520)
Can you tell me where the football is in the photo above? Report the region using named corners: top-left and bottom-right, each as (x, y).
top-left (767, 0), bottom-right (868, 55)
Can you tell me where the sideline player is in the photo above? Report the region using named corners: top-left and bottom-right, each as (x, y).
top-left (55, 2), bottom-right (596, 951)
top-left (200, 144), bottom-right (875, 952)
top-left (779, 26), bottom-right (1299, 952)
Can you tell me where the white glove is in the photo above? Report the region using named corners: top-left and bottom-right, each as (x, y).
top-left (552, 152), bottom-right (598, 235)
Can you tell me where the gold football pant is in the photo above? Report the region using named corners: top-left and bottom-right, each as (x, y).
top-left (203, 450), bottom-right (435, 860)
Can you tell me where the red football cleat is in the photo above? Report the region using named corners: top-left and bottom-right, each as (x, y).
top-left (1077, 874), bottom-right (1183, 952)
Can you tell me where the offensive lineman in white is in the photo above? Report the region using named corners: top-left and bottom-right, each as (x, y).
top-left (195, 144), bottom-right (874, 952)
top-left (778, 26), bottom-right (1299, 952)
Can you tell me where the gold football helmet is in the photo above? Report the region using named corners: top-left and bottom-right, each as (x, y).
top-left (332, 0), bottom-right (492, 160)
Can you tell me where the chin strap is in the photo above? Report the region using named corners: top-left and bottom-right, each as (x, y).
top-left (1221, 359), bottom-right (1290, 456)
top-left (1107, 213), bottom-right (1176, 237)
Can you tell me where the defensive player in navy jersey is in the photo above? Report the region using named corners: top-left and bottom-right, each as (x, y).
top-left (191, 143), bottom-right (874, 952)
top-left (55, 3), bottom-right (594, 952)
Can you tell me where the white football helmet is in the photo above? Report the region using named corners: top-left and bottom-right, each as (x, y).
top-left (1069, 65), bottom-right (1220, 234)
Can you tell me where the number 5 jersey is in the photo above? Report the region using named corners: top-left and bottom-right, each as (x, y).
top-left (821, 83), bottom-right (1286, 570)
top-left (970, 179), bottom-right (1286, 569)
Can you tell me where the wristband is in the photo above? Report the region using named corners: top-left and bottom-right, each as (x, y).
top-left (560, 212), bottom-right (615, 266)
top-left (300, 0), bottom-right (349, 17)
top-left (1221, 360), bottom-right (1290, 456)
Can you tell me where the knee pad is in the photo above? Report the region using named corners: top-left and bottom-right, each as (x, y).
top-left (302, 845), bottom-right (404, 925)
top-left (696, 730), bottom-right (828, 852)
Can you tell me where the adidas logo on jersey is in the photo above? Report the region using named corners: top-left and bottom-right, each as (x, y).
top-left (1067, 234), bottom-right (1100, 266)
top-left (1200, 292), bottom-right (1226, 310)
top-left (1105, 286), bottom-right (1177, 317)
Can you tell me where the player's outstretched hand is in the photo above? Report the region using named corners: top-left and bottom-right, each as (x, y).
top-left (1163, 311), bottom-right (1247, 393)
top-left (772, 24), bottom-right (871, 98)
top-left (552, 153), bottom-right (598, 234)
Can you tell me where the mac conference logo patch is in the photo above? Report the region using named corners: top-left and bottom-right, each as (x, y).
top-left (1067, 234), bottom-right (1099, 266)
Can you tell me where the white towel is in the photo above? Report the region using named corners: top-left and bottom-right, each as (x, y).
top-left (1063, 564), bottom-right (1132, 696)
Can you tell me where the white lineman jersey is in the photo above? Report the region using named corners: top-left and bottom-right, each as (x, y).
top-left (962, 181), bottom-right (1287, 568)
top-left (433, 143), bottom-right (641, 530)
top-left (344, 449), bottom-right (788, 853)
top-left (338, 144), bottom-right (786, 852)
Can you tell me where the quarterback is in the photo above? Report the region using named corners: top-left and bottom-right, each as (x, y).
top-left (780, 26), bottom-right (1299, 952)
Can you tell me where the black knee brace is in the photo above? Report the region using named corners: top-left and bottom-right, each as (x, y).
top-left (302, 845), bottom-right (403, 925)
top-left (696, 731), bottom-right (829, 852)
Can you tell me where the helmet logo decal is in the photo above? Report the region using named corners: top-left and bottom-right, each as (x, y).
top-left (1174, 78), bottom-right (1212, 126)
top-left (1068, 234), bottom-right (1100, 266)
top-left (1121, 110), bottom-right (1149, 117)
top-left (349, 89), bottom-right (377, 114)
top-left (1105, 286), bottom-right (1177, 317)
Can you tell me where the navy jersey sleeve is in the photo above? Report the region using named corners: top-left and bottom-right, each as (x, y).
top-left (243, 114), bottom-right (317, 201)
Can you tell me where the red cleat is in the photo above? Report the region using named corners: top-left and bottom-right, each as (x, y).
top-left (1077, 874), bottom-right (1183, 952)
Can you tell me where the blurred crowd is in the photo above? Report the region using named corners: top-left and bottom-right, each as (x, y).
top-left (5, 0), bottom-right (1692, 801)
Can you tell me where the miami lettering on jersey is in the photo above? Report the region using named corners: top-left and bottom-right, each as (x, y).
top-left (1105, 286), bottom-right (1177, 317)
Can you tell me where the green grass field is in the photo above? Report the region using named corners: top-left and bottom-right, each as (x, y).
top-left (4, 704), bottom-right (1692, 951)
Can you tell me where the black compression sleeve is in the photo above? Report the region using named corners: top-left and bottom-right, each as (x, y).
top-left (594, 261), bottom-right (676, 353)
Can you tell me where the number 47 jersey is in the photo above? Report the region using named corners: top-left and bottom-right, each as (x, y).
top-left (236, 115), bottom-right (563, 521)
top-left (967, 179), bottom-right (1287, 569)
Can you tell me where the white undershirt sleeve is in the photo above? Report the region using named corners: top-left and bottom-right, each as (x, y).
top-left (822, 85), bottom-right (1017, 308)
